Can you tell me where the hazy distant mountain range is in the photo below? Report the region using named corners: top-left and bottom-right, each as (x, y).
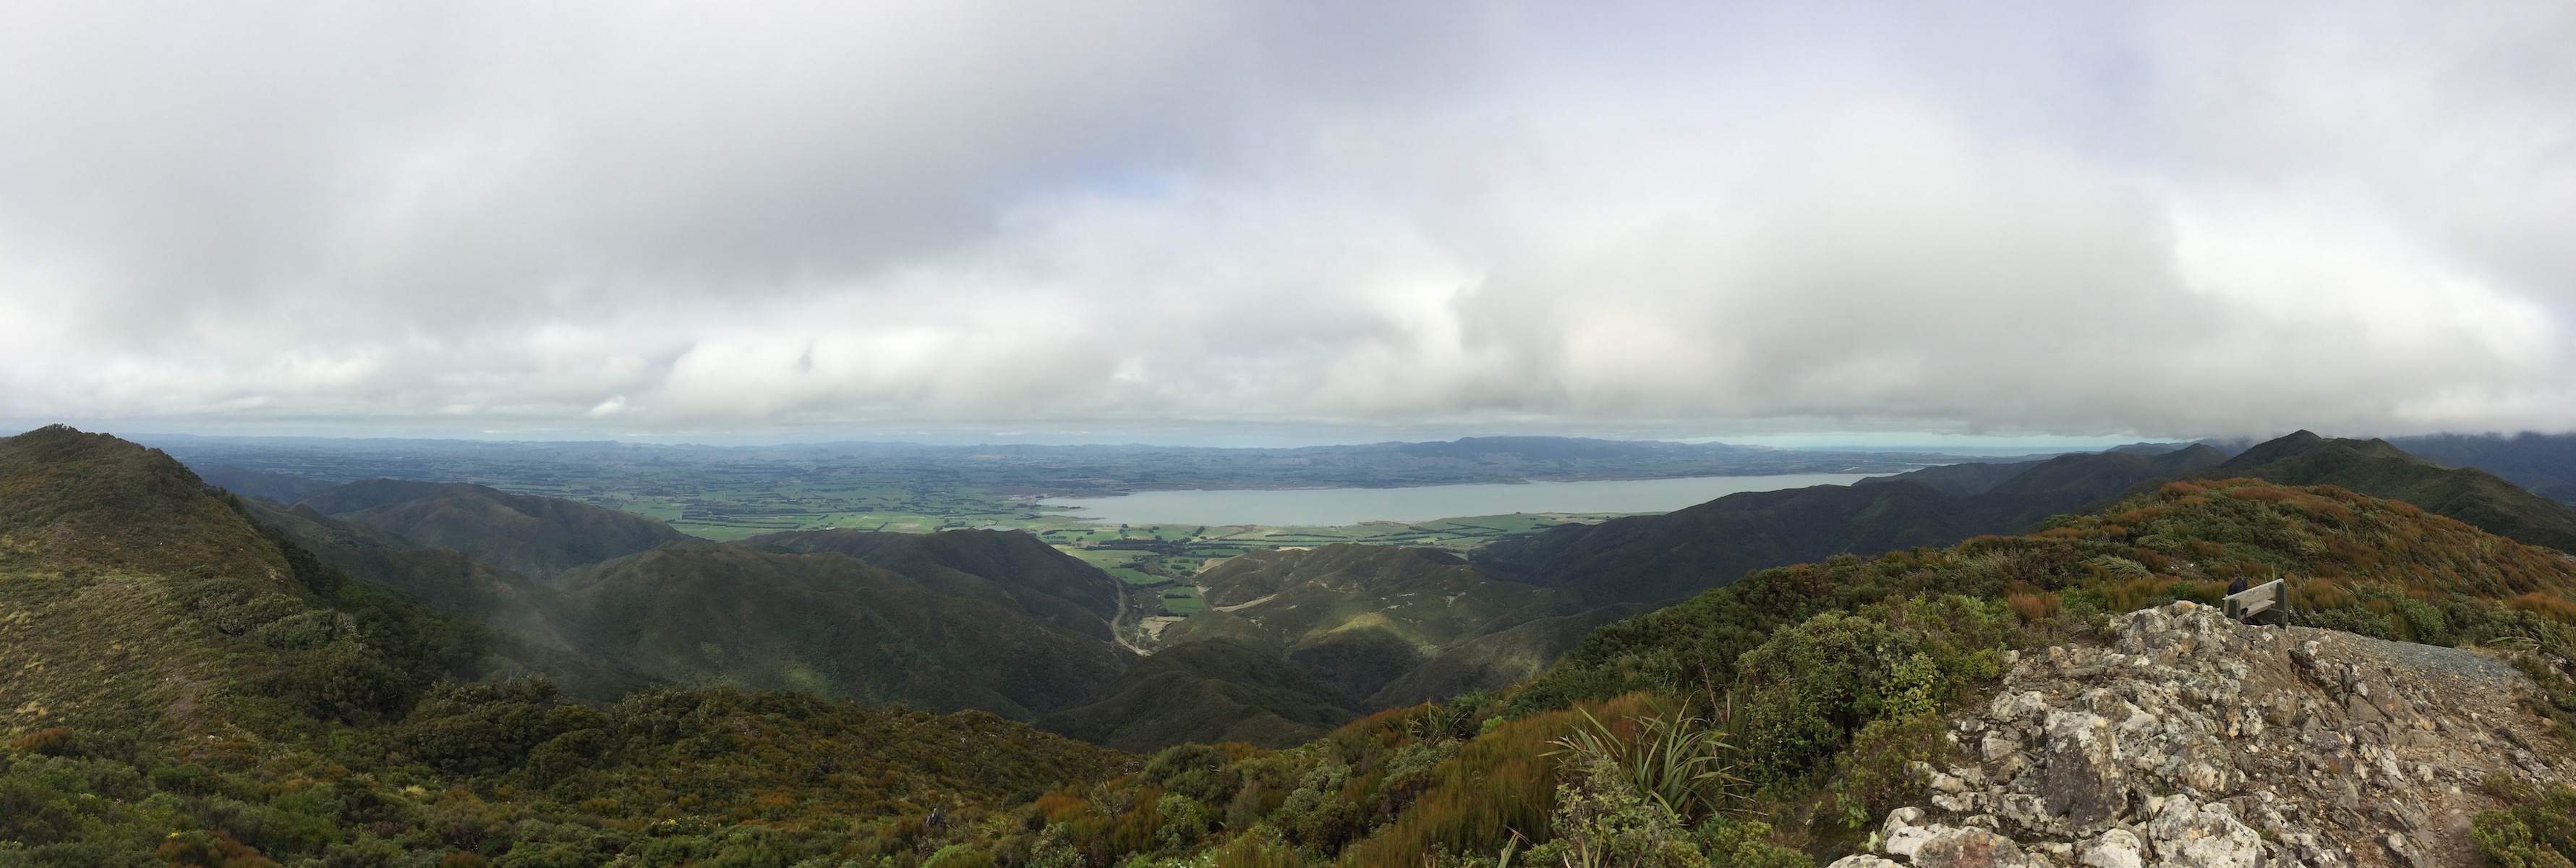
top-left (159, 433), bottom-right (2023, 495)
top-left (7, 424), bottom-right (2576, 864)
top-left (163, 428), bottom-right (2576, 752)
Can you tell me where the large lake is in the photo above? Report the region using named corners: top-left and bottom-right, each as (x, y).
top-left (1040, 473), bottom-right (1875, 527)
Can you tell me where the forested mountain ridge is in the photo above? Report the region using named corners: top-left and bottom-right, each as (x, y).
top-left (292, 477), bottom-right (688, 580)
top-left (556, 540), bottom-right (1135, 719)
top-left (0, 427), bottom-right (1135, 865)
top-left (10, 425), bottom-right (2576, 867)
top-left (2199, 430), bottom-right (2576, 552)
top-left (2393, 430), bottom-right (2576, 503)
top-left (240, 498), bottom-right (589, 657)
top-left (0, 425), bottom-right (519, 738)
top-left (932, 477), bottom-right (2576, 868)
top-left (1033, 638), bottom-right (1362, 752)
top-left (239, 472), bottom-right (1372, 749)
top-left (236, 481), bottom-right (1148, 720)
top-left (1162, 545), bottom-right (1571, 698)
top-left (1472, 444), bottom-right (2230, 605)
top-left (747, 527), bottom-right (1123, 639)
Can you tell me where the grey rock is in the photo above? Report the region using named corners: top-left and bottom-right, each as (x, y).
top-left (1827, 857), bottom-right (1904, 868)
top-left (2038, 710), bottom-right (2124, 833)
top-left (1911, 827), bottom-right (2044, 868)
top-left (2080, 829), bottom-right (2144, 868)
top-left (1854, 603), bottom-right (2576, 868)
top-left (2146, 799), bottom-right (2262, 868)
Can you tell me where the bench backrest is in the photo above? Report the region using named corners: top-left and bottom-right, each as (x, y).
top-left (2225, 579), bottom-right (2283, 622)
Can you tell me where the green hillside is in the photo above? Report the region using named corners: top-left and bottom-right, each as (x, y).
top-left (17, 425), bottom-right (2576, 866)
top-left (295, 478), bottom-right (688, 580)
top-left (2201, 430), bottom-right (2576, 551)
top-left (748, 528), bottom-right (1122, 639)
top-left (1166, 545), bottom-right (1570, 697)
top-left (1475, 445), bottom-right (2229, 605)
top-left (0, 427), bottom-right (1137, 865)
top-left (1366, 603), bottom-right (1652, 707)
top-left (1052, 448), bottom-right (2245, 744)
top-left (560, 540), bottom-right (1135, 719)
top-left (1035, 639), bottom-right (1361, 751)
top-left (243, 499), bottom-right (587, 655)
top-left (1518, 475), bottom-right (2576, 715)
top-left (0, 426), bottom-right (509, 739)
top-left (970, 477), bottom-right (2576, 868)
top-left (2394, 430), bottom-right (2576, 503)
top-left (244, 490), bottom-right (1144, 720)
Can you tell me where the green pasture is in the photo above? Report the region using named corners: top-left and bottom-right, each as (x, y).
top-left (500, 467), bottom-right (1632, 564)
top-left (1157, 585), bottom-right (1207, 616)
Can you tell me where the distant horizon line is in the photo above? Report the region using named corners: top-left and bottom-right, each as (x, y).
top-left (11, 420), bottom-right (2562, 456)
top-left (0, 420), bottom-right (2225, 456)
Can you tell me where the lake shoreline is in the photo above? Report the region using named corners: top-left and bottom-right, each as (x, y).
top-left (1040, 472), bottom-right (1878, 527)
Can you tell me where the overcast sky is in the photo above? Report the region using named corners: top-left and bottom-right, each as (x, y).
top-left (4, 1), bottom-right (2572, 445)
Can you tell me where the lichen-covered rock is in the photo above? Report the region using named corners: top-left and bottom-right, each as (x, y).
top-left (2078, 828), bottom-right (2143, 868)
top-left (1850, 603), bottom-right (2576, 868)
top-left (1910, 827), bottom-right (2044, 868)
top-left (1827, 856), bottom-right (1903, 868)
top-left (1881, 807), bottom-right (1953, 861)
top-left (2037, 709), bottom-right (2123, 834)
top-left (2145, 798), bottom-right (2261, 868)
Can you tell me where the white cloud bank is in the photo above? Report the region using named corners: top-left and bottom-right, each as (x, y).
top-left (2, 0), bottom-right (2572, 441)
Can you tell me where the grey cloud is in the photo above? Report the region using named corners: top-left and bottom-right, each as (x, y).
top-left (2, 0), bottom-right (2572, 441)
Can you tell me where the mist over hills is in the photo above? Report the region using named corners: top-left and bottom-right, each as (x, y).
top-left (297, 479), bottom-right (688, 580)
top-left (2197, 430), bottom-right (2576, 553)
top-left (143, 433), bottom-right (1997, 496)
top-left (2391, 431), bottom-right (2576, 503)
top-left (8, 424), bottom-right (2576, 864)
top-left (1471, 445), bottom-right (2232, 606)
top-left (252, 491), bottom-right (1142, 720)
top-left (0, 425), bottom-right (626, 734)
top-left (169, 427), bottom-right (2576, 754)
top-left (1032, 639), bottom-right (1361, 752)
top-left (749, 528), bottom-right (1123, 639)
top-left (557, 540), bottom-right (1132, 718)
top-left (1159, 545), bottom-right (1570, 704)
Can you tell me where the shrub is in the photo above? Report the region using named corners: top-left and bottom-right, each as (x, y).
top-left (1525, 752), bottom-right (1705, 868)
top-left (1692, 818), bottom-right (1812, 868)
top-left (923, 843), bottom-right (995, 868)
top-left (2472, 777), bottom-right (2576, 868)
top-left (1339, 694), bottom-right (1658, 867)
top-left (158, 830), bottom-right (281, 868)
top-left (1827, 714), bottom-right (1947, 829)
top-left (1733, 612), bottom-right (1906, 787)
top-left (8, 727), bottom-right (76, 757)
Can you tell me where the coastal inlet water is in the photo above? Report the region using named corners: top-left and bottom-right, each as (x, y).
top-left (1038, 473), bottom-right (1876, 527)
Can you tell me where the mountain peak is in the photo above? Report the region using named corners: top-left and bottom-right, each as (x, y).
top-left (2219, 429), bottom-right (2326, 467)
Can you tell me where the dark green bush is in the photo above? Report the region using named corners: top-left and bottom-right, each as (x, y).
top-left (2473, 777), bottom-right (2576, 868)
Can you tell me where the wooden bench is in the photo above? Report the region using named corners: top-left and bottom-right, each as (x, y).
top-left (2225, 579), bottom-right (2284, 625)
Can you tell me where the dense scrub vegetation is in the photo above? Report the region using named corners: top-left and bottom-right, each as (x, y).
top-left (11, 425), bottom-right (2576, 866)
top-left (1519, 477), bottom-right (2576, 715)
top-left (0, 428), bottom-right (1133, 866)
top-left (1471, 445), bottom-right (2228, 606)
top-left (2473, 777), bottom-right (2576, 868)
top-left (2209, 431), bottom-right (2576, 552)
top-left (1, 682), bottom-right (1130, 867)
top-left (1036, 640), bottom-right (1360, 752)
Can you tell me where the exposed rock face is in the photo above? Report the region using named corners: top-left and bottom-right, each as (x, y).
top-left (1854, 602), bottom-right (2574, 868)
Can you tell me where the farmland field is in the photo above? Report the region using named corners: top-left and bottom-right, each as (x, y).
top-left (142, 433), bottom-right (1978, 565)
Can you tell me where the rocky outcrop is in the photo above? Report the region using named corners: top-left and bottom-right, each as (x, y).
top-left (1833, 602), bottom-right (2574, 868)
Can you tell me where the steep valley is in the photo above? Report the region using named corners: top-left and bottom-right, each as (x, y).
top-left (7, 425), bottom-right (2576, 867)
